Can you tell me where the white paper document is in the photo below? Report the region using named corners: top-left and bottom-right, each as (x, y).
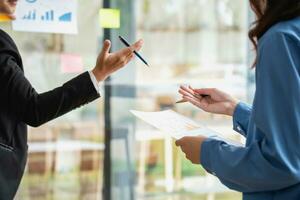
top-left (131, 110), bottom-right (219, 139)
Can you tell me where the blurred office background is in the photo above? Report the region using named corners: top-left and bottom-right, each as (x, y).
top-left (1, 0), bottom-right (254, 199)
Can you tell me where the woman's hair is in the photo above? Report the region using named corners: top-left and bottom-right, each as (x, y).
top-left (249, 0), bottom-right (300, 67)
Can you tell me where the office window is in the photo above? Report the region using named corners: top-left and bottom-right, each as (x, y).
top-left (108, 0), bottom-right (249, 200)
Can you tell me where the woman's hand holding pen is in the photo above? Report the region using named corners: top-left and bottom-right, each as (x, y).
top-left (175, 86), bottom-right (239, 165)
top-left (92, 39), bottom-right (143, 81)
top-left (178, 86), bottom-right (239, 116)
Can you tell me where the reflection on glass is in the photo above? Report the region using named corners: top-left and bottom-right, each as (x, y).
top-left (132, 0), bottom-right (248, 199)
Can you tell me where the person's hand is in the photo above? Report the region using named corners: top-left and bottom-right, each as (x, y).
top-left (175, 136), bottom-right (207, 164)
top-left (92, 39), bottom-right (143, 81)
top-left (178, 86), bottom-right (239, 116)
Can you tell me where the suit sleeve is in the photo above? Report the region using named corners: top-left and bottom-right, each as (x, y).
top-left (200, 32), bottom-right (300, 193)
top-left (0, 53), bottom-right (100, 127)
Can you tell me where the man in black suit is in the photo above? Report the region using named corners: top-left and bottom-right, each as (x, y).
top-left (0, 0), bottom-right (143, 199)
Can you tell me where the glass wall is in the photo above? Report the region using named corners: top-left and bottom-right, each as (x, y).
top-left (0, 0), bottom-right (251, 199)
top-left (109, 0), bottom-right (249, 200)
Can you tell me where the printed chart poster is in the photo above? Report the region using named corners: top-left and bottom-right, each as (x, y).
top-left (13, 0), bottom-right (78, 34)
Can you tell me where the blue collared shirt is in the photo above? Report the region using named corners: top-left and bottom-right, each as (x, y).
top-left (201, 17), bottom-right (300, 200)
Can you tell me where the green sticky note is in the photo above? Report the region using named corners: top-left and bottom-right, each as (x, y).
top-left (99, 9), bottom-right (120, 29)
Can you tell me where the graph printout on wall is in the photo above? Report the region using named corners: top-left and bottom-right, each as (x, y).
top-left (12, 0), bottom-right (78, 34)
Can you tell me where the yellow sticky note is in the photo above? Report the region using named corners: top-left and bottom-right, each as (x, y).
top-left (99, 9), bottom-right (120, 29)
top-left (0, 14), bottom-right (12, 22)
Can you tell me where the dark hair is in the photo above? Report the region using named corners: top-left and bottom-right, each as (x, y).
top-left (249, 0), bottom-right (300, 67)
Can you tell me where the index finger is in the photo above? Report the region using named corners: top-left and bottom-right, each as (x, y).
top-left (180, 85), bottom-right (195, 95)
top-left (130, 39), bottom-right (144, 52)
top-left (116, 47), bottom-right (133, 58)
top-left (193, 88), bottom-right (216, 96)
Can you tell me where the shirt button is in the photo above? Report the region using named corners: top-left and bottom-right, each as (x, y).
top-left (237, 126), bottom-right (242, 131)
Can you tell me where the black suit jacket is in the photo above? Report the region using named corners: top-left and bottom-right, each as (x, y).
top-left (0, 29), bottom-right (100, 199)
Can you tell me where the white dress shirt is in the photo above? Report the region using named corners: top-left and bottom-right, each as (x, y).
top-left (88, 71), bottom-right (102, 94)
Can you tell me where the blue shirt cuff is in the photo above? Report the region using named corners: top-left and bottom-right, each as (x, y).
top-left (200, 137), bottom-right (221, 176)
top-left (232, 102), bottom-right (252, 136)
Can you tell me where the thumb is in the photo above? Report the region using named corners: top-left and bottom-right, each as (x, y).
top-left (100, 40), bottom-right (111, 56)
top-left (175, 138), bottom-right (184, 146)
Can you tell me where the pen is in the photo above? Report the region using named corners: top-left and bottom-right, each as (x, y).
top-left (118, 36), bottom-right (149, 67)
top-left (176, 94), bottom-right (210, 104)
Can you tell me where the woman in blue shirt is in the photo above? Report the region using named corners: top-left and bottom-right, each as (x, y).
top-left (176, 0), bottom-right (300, 199)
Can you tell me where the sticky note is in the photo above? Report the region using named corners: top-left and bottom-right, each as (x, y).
top-left (60, 54), bottom-right (84, 74)
top-left (0, 14), bottom-right (12, 22)
top-left (99, 8), bottom-right (120, 29)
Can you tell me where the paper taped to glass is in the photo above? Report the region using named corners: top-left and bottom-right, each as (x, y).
top-left (130, 110), bottom-right (219, 139)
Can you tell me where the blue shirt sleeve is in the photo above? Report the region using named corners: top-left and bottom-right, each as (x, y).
top-left (200, 31), bottom-right (300, 193)
top-left (233, 102), bottom-right (252, 137)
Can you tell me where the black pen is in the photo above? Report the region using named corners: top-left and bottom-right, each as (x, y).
top-left (118, 36), bottom-right (149, 67)
top-left (176, 94), bottom-right (210, 104)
